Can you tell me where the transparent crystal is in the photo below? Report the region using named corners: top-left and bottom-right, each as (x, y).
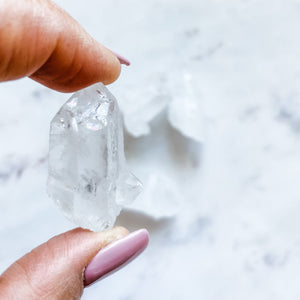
top-left (47, 83), bottom-right (142, 231)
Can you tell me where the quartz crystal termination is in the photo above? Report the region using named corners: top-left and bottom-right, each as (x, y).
top-left (47, 83), bottom-right (142, 231)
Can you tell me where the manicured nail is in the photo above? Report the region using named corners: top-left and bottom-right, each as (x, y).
top-left (84, 229), bottom-right (149, 286)
top-left (112, 51), bottom-right (131, 66)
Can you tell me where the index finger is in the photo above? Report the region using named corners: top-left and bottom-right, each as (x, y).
top-left (0, 0), bottom-right (122, 92)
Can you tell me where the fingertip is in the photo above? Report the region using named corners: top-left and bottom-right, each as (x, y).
top-left (0, 0), bottom-right (125, 92)
top-left (110, 226), bottom-right (130, 237)
top-left (99, 45), bottom-right (122, 85)
top-left (0, 226), bottom-right (131, 300)
top-left (96, 226), bottom-right (130, 247)
top-left (84, 228), bottom-right (149, 287)
top-left (28, 1), bottom-right (123, 92)
top-left (110, 51), bottom-right (131, 66)
top-left (30, 40), bottom-right (122, 93)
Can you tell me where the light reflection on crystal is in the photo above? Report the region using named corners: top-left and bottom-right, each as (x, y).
top-left (67, 97), bottom-right (78, 109)
top-left (86, 120), bottom-right (104, 131)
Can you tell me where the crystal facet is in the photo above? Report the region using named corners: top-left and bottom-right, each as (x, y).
top-left (47, 83), bottom-right (142, 231)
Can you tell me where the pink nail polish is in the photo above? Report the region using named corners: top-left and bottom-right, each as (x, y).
top-left (112, 51), bottom-right (131, 66)
top-left (84, 229), bottom-right (149, 286)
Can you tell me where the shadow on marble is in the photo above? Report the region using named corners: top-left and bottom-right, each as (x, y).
top-left (115, 209), bottom-right (173, 234)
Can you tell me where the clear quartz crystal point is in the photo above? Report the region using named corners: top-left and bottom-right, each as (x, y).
top-left (47, 83), bottom-right (142, 231)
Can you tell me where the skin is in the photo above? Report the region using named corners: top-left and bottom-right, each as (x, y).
top-left (0, 0), bottom-right (121, 92)
top-left (0, 0), bottom-right (128, 299)
top-left (0, 227), bottom-right (129, 300)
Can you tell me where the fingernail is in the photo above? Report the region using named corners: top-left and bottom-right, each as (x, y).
top-left (84, 229), bottom-right (149, 286)
top-left (111, 51), bottom-right (131, 66)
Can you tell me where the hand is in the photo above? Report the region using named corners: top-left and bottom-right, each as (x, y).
top-left (0, 227), bottom-right (129, 299)
top-left (0, 1), bottom-right (149, 299)
top-left (0, 0), bottom-right (125, 92)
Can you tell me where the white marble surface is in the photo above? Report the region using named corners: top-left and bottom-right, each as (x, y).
top-left (1, 0), bottom-right (300, 299)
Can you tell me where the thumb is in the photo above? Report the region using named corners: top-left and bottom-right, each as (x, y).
top-left (0, 227), bottom-right (130, 300)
